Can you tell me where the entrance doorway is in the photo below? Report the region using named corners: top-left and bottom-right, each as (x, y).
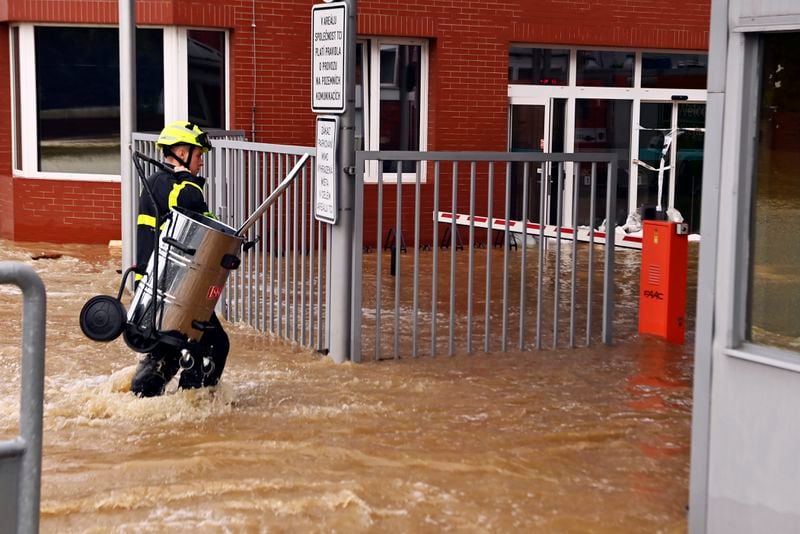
top-left (508, 100), bottom-right (566, 224)
top-left (636, 101), bottom-right (705, 233)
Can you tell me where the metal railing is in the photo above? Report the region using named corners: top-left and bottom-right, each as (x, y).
top-left (0, 262), bottom-right (46, 534)
top-left (352, 151), bottom-right (618, 362)
top-left (129, 134), bottom-right (329, 352)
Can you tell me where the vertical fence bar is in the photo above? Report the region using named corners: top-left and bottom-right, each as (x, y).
top-left (277, 155), bottom-right (284, 336)
top-left (253, 151), bottom-right (261, 331)
top-left (375, 161), bottom-right (384, 361)
top-left (501, 162), bottom-right (511, 352)
top-left (553, 161), bottom-right (563, 350)
top-left (449, 161), bottom-right (458, 356)
top-left (570, 162), bottom-right (580, 348)
top-left (216, 146), bottom-right (229, 319)
top-left (393, 160), bottom-right (403, 359)
top-left (301, 162), bottom-right (307, 345)
top-left (484, 162), bottom-right (494, 353)
top-left (269, 153), bottom-right (276, 334)
top-left (519, 162), bottom-right (529, 351)
top-left (431, 161), bottom-right (440, 357)
top-left (247, 150), bottom-right (254, 327)
top-left (325, 226), bottom-right (332, 351)
top-left (352, 157), bottom-right (365, 362)
top-left (284, 154), bottom-right (291, 340)
top-left (260, 152), bottom-right (272, 332)
top-left (317, 216), bottom-right (324, 351)
top-left (309, 158), bottom-right (316, 348)
top-left (587, 162), bottom-right (597, 346)
top-left (602, 160), bottom-right (617, 344)
top-left (412, 160), bottom-right (421, 358)
top-left (236, 149), bottom-right (245, 322)
top-left (536, 161), bottom-right (547, 349)
top-left (292, 156), bottom-right (300, 343)
top-left (467, 161), bottom-right (476, 354)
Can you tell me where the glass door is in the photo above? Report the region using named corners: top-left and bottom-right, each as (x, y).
top-left (509, 102), bottom-right (549, 222)
top-left (635, 101), bottom-right (705, 232)
top-left (674, 103), bottom-right (705, 233)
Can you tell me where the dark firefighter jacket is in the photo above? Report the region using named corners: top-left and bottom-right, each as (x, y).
top-left (135, 168), bottom-right (214, 273)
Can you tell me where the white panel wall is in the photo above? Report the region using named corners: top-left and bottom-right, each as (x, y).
top-left (707, 357), bottom-right (800, 533)
top-left (736, 0), bottom-right (800, 19)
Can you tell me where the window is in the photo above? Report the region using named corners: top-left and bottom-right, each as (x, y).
top-left (11, 24), bottom-right (227, 180)
top-left (34, 27), bottom-right (122, 174)
top-left (747, 32), bottom-right (800, 351)
top-left (187, 29), bottom-right (226, 129)
top-left (357, 37), bottom-right (428, 182)
top-left (32, 27), bottom-right (163, 175)
top-left (642, 53), bottom-right (707, 89)
top-left (577, 50), bottom-right (634, 87)
top-left (508, 46), bottom-right (569, 85)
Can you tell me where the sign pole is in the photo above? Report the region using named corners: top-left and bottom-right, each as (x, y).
top-left (325, 0), bottom-right (356, 363)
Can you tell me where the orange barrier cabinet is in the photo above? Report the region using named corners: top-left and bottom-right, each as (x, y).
top-left (638, 220), bottom-right (689, 344)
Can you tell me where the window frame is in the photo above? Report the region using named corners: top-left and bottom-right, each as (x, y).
top-left (360, 36), bottom-right (429, 184)
top-left (508, 44), bottom-right (708, 218)
top-left (9, 23), bottom-right (230, 182)
top-left (708, 28), bottom-right (800, 371)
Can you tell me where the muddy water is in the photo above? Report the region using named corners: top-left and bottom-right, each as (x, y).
top-left (0, 238), bottom-right (694, 532)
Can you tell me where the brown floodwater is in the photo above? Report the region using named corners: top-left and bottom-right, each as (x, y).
top-left (0, 237), bottom-right (695, 532)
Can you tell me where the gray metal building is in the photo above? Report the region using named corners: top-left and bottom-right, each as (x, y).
top-left (691, 0), bottom-right (800, 532)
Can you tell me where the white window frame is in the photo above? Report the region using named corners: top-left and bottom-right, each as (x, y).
top-left (508, 45), bottom-right (708, 220)
top-left (10, 23), bottom-right (230, 182)
top-left (362, 36), bottom-right (429, 184)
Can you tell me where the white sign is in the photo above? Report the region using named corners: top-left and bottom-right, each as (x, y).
top-left (311, 3), bottom-right (347, 113)
top-left (314, 116), bottom-right (338, 224)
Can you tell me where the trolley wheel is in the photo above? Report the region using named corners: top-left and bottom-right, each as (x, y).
top-left (79, 295), bottom-right (126, 342)
top-left (123, 324), bottom-right (159, 353)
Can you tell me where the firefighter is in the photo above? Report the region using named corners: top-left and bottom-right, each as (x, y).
top-left (131, 121), bottom-right (230, 397)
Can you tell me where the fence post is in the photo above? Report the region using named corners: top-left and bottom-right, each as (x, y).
top-left (0, 262), bottom-right (46, 534)
top-left (328, 0), bottom-right (358, 363)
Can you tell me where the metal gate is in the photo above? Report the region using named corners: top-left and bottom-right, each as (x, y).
top-left (128, 134), bottom-right (328, 352)
top-left (126, 138), bottom-right (619, 362)
top-left (352, 151), bottom-right (618, 361)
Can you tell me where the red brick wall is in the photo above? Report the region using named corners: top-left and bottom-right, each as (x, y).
top-left (0, 0), bottom-right (710, 244)
top-left (14, 180), bottom-right (122, 244)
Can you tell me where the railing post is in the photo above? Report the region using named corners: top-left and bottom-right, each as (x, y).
top-left (328, 0), bottom-right (357, 363)
top-left (0, 262), bottom-right (46, 534)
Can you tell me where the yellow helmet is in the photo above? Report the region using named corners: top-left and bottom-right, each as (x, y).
top-left (156, 121), bottom-right (212, 153)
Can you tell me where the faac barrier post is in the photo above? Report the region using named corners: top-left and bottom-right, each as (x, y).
top-left (638, 220), bottom-right (689, 344)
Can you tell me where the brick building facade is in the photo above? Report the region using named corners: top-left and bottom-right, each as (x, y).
top-left (0, 0), bottom-right (710, 244)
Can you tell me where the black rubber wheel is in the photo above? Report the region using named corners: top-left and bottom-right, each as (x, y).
top-left (79, 295), bottom-right (126, 342)
top-left (123, 324), bottom-right (160, 353)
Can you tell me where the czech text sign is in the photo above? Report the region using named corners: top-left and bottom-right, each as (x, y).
top-left (314, 116), bottom-right (339, 224)
top-left (311, 3), bottom-right (347, 113)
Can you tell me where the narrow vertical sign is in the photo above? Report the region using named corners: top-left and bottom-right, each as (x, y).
top-left (315, 116), bottom-right (338, 224)
top-left (311, 3), bottom-right (347, 113)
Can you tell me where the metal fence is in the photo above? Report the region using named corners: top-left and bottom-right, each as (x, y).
top-left (352, 151), bottom-right (618, 362)
top-left (129, 134), bottom-right (328, 352)
top-left (0, 262), bottom-right (46, 534)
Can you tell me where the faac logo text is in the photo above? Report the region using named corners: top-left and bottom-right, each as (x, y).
top-left (643, 289), bottom-right (664, 300)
